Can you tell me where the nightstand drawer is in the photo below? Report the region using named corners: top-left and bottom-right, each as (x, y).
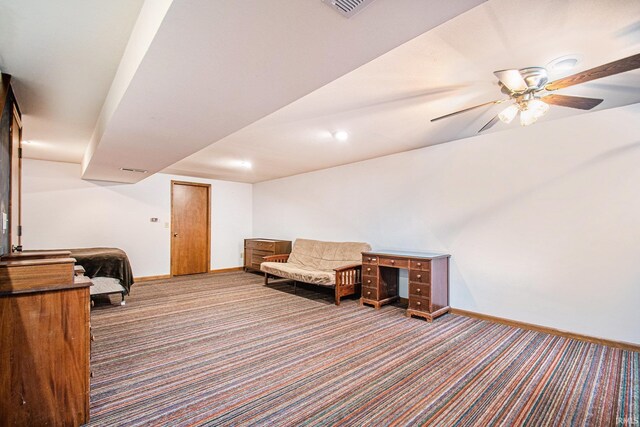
top-left (409, 270), bottom-right (430, 284)
top-left (378, 257), bottom-right (408, 268)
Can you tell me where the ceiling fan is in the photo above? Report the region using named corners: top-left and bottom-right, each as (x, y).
top-left (431, 53), bottom-right (640, 132)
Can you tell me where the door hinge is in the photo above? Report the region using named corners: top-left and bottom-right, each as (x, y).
top-left (18, 147), bottom-right (22, 158)
top-left (17, 225), bottom-right (22, 236)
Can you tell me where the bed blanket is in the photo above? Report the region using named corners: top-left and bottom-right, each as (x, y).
top-left (68, 248), bottom-right (134, 294)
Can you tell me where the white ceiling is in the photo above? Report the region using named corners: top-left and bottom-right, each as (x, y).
top-left (0, 0), bottom-right (144, 162)
top-left (2, 0), bottom-right (640, 184)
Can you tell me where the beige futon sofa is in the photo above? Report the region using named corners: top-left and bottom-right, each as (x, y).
top-left (260, 238), bottom-right (371, 305)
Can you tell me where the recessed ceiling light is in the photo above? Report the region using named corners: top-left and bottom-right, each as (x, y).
top-left (333, 130), bottom-right (349, 141)
top-left (237, 160), bottom-right (252, 169)
top-left (548, 55), bottom-right (581, 72)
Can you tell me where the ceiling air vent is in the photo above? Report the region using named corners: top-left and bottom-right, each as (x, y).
top-left (322, 0), bottom-right (377, 18)
top-left (120, 167), bottom-right (148, 174)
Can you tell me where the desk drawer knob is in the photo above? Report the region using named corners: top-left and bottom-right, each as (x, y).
top-left (417, 301), bottom-right (421, 306)
top-left (367, 268), bottom-right (371, 272)
top-left (417, 262), bottom-right (421, 267)
top-left (367, 280), bottom-right (371, 284)
top-left (391, 260), bottom-right (395, 264)
top-left (366, 291), bottom-right (371, 296)
top-left (417, 274), bottom-right (422, 279)
top-left (416, 288), bottom-right (421, 293)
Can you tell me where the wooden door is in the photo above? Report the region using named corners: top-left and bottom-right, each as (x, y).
top-left (171, 181), bottom-right (210, 276)
top-left (10, 106), bottom-right (21, 249)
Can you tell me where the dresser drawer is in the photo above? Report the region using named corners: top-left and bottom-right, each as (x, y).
top-left (362, 265), bottom-right (377, 276)
top-left (362, 276), bottom-right (378, 287)
top-left (362, 254), bottom-right (379, 264)
top-left (246, 240), bottom-right (276, 251)
top-left (408, 296), bottom-right (431, 312)
top-left (410, 259), bottom-right (430, 271)
top-left (409, 282), bottom-right (430, 298)
top-left (378, 257), bottom-right (409, 268)
top-left (409, 270), bottom-right (430, 284)
top-left (251, 253), bottom-right (267, 265)
top-left (361, 287), bottom-right (378, 300)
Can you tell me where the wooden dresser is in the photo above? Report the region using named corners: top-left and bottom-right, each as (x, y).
top-left (361, 250), bottom-right (451, 321)
top-left (0, 252), bottom-right (90, 426)
top-left (244, 238), bottom-right (292, 272)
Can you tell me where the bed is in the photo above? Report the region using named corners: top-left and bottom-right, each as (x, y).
top-left (67, 248), bottom-right (134, 305)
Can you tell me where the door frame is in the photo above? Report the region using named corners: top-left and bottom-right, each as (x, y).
top-left (170, 180), bottom-right (211, 277)
top-left (9, 103), bottom-right (22, 250)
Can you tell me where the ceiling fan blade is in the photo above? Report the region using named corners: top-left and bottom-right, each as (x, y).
top-left (478, 114), bottom-right (500, 133)
top-left (545, 53), bottom-right (640, 91)
top-left (541, 94), bottom-right (603, 110)
top-left (494, 69), bottom-right (528, 93)
top-left (431, 99), bottom-right (507, 122)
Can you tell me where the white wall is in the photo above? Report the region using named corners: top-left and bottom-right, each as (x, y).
top-left (22, 159), bottom-right (252, 277)
top-left (253, 104), bottom-right (640, 344)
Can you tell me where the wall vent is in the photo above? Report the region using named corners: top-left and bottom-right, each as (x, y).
top-left (322, 0), bottom-right (377, 18)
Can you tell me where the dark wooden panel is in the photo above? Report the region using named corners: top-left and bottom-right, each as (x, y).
top-left (0, 77), bottom-right (14, 257)
top-left (378, 266), bottom-right (399, 301)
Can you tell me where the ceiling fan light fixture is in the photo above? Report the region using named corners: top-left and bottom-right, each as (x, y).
top-left (498, 104), bottom-right (519, 124)
top-left (528, 98), bottom-right (550, 118)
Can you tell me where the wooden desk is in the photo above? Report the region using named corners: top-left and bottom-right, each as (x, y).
top-left (361, 250), bottom-right (451, 321)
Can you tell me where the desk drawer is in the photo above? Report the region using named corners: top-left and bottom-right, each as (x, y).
top-left (378, 257), bottom-right (409, 268)
top-left (361, 287), bottom-right (378, 300)
top-left (410, 259), bottom-right (430, 271)
top-left (408, 296), bottom-right (431, 312)
top-left (246, 240), bottom-right (276, 251)
top-left (362, 265), bottom-right (377, 276)
top-left (409, 282), bottom-right (430, 298)
top-left (409, 270), bottom-right (430, 284)
top-left (362, 255), bottom-right (379, 264)
top-left (362, 276), bottom-right (378, 287)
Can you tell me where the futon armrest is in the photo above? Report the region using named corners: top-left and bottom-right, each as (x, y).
top-left (333, 263), bottom-right (362, 272)
top-left (263, 254), bottom-right (290, 263)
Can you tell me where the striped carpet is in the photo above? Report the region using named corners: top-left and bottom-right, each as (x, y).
top-left (89, 272), bottom-right (639, 426)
